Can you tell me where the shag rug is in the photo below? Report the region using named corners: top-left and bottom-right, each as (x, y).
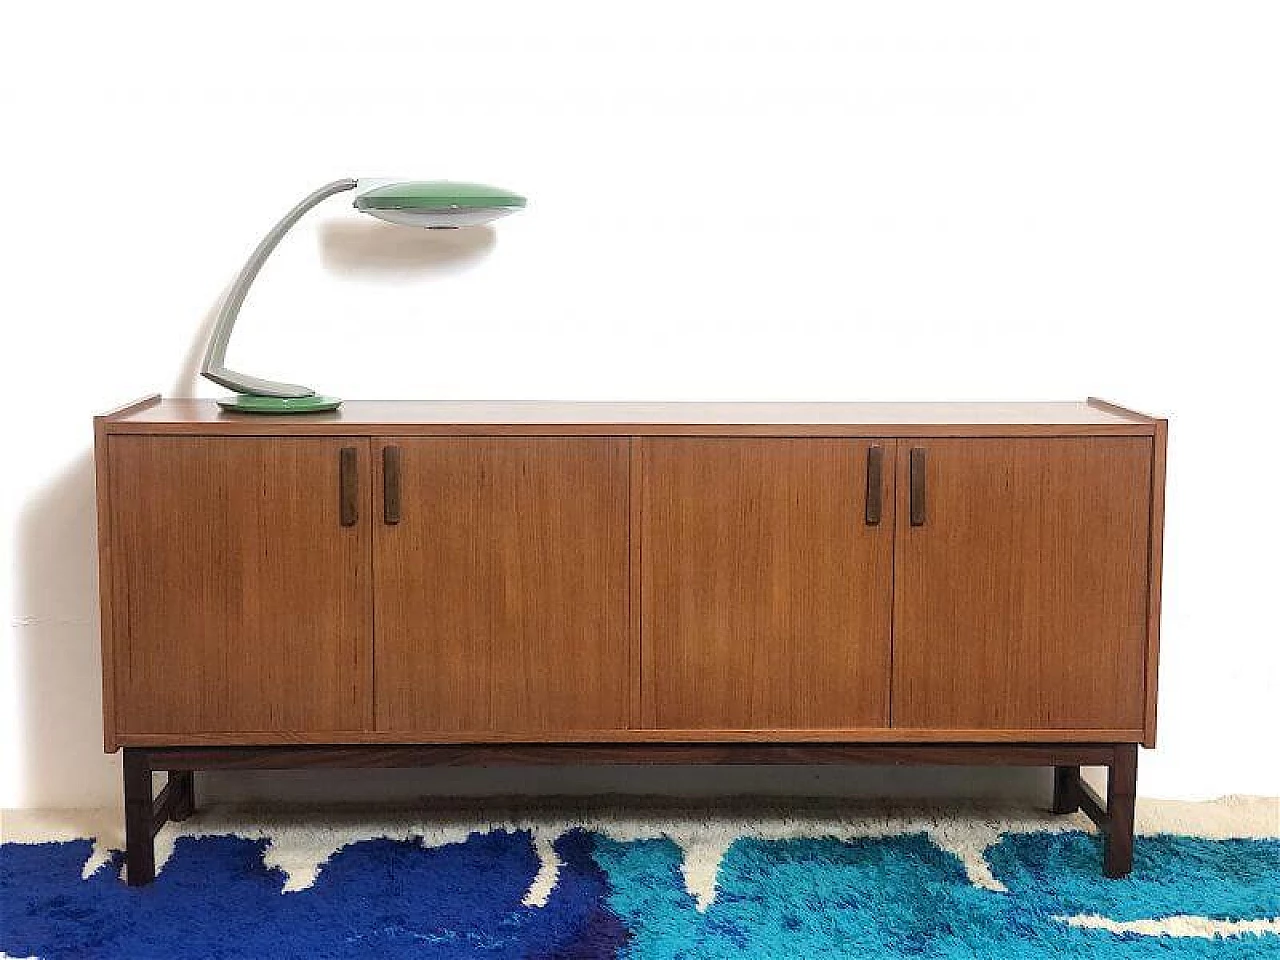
top-left (1, 795), bottom-right (1277, 959)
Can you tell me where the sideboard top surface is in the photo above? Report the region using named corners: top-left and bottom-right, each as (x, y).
top-left (100, 398), bottom-right (1159, 437)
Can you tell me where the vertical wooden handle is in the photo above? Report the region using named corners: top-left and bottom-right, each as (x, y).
top-left (865, 445), bottom-right (883, 526)
top-left (909, 447), bottom-right (926, 527)
top-left (383, 446), bottom-right (401, 525)
top-left (339, 447), bottom-right (358, 527)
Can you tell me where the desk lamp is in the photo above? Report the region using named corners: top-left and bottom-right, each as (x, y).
top-left (201, 179), bottom-right (526, 413)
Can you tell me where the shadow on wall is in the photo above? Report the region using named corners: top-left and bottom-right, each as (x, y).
top-left (14, 452), bottom-right (121, 808)
top-left (9, 286), bottom-right (229, 808)
top-left (10, 216), bottom-right (1058, 809)
top-left (319, 218), bottom-right (496, 275)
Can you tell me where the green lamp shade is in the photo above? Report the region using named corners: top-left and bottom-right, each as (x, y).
top-left (354, 180), bottom-right (527, 228)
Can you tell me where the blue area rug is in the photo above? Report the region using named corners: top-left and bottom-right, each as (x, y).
top-left (3, 809), bottom-right (1278, 958)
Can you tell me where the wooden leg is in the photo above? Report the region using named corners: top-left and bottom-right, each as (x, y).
top-left (118, 742), bottom-right (1136, 880)
top-left (1052, 765), bottom-right (1080, 814)
top-left (169, 770), bottom-right (196, 822)
top-left (122, 748), bottom-right (155, 886)
top-left (1104, 744), bottom-right (1138, 878)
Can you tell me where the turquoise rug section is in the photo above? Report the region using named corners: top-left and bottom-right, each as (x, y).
top-left (597, 832), bottom-right (1280, 958)
top-left (3, 827), bottom-right (1278, 958)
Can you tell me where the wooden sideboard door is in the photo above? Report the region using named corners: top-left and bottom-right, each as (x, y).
top-left (892, 439), bottom-right (1152, 731)
top-left (108, 437), bottom-right (373, 736)
top-left (641, 439), bottom-right (895, 730)
top-left (373, 438), bottom-right (630, 734)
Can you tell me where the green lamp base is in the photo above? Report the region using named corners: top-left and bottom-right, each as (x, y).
top-left (217, 394), bottom-right (343, 414)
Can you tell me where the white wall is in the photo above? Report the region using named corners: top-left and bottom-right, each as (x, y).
top-left (2, 1), bottom-right (1277, 810)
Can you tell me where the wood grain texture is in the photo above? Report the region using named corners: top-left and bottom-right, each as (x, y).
top-left (94, 424), bottom-right (118, 750)
top-left (1143, 419), bottom-right (1169, 747)
top-left (1103, 743), bottom-right (1139, 877)
top-left (103, 400), bottom-right (1157, 437)
top-left (133, 742), bottom-right (1125, 770)
top-left (108, 437), bottom-right (373, 735)
top-left (94, 395), bottom-right (161, 752)
top-left (373, 439), bottom-right (630, 734)
top-left (122, 748), bottom-right (155, 884)
top-left (114, 727), bottom-right (1145, 746)
top-left (97, 400), bottom-right (1165, 756)
top-left (641, 438), bottom-right (894, 729)
top-left (892, 438), bottom-right (1152, 730)
top-left (628, 438), bottom-right (643, 728)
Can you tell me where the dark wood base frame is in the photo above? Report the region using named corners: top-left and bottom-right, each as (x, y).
top-left (120, 742), bottom-right (1139, 885)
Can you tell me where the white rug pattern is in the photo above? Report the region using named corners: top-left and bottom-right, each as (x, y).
top-left (3, 794), bottom-right (1277, 940)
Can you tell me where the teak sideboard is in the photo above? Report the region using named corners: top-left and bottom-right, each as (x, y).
top-left (94, 397), bottom-right (1167, 883)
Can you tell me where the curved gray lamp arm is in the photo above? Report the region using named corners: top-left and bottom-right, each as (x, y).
top-left (201, 178), bottom-right (359, 398)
